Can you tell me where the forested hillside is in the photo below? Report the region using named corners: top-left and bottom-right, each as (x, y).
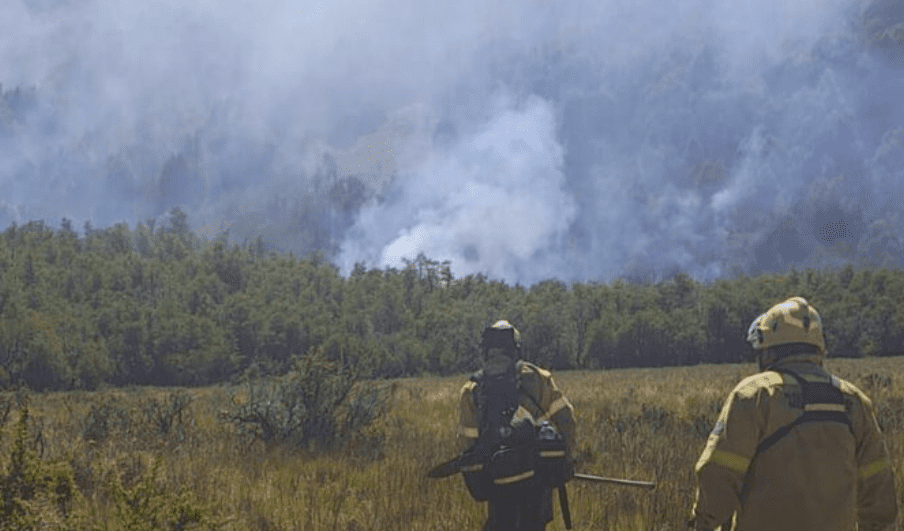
top-left (2, 212), bottom-right (903, 391)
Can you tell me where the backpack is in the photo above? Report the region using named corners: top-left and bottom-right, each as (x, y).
top-left (535, 420), bottom-right (570, 489)
top-left (461, 367), bottom-right (569, 501)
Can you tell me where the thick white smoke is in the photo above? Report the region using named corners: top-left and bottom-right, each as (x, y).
top-left (1, 0), bottom-right (902, 284)
top-left (339, 92), bottom-right (576, 282)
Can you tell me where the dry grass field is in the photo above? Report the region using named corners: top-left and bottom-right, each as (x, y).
top-left (3, 356), bottom-right (903, 530)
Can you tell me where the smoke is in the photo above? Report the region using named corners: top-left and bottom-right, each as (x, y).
top-left (340, 92), bottom-right (576, 281)
top-left (1, 0), bottom-right (903, 284)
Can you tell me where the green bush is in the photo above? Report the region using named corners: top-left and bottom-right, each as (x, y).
top-left (92, 453), bottom-right (215, 531)
top-left (0, 406), bottom-right (81, 531)
top-left (221, 349), bottom-right (390, 454)
top-left (82, 400), bottom-right (131, 443)
top-left (82, 391), bottom-right (192, 445)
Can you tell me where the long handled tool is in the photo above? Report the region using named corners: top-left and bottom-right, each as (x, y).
top-left (556, 473), bottom-right (654, 530)
top-left (573, 473), bottom-right (656, 490)
top-left (558, 486), bottom-right (572, 529)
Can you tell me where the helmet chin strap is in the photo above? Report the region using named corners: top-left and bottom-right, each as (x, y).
top-left (757, 352), bottom-right (774, 372)
top-left (756, 344), bottom-right (821, 370)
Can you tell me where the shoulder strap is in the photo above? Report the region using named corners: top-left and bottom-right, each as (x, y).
top-left (754, 367), bottom-right (852, 456)
top-left (767, 367), bottom-right (852, 437)
top-left (516, 362), bottom-right (547, 418)
top-left (740, 367), bottom-right (852, 502)
top-left (469, 370), bottom-right (485, 418)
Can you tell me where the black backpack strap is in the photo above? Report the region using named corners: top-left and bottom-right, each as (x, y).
top-left (754, 368), bottom-right (852, 456)
top-left (740, 367), bottom-right (852, 503)
top-left (763, 368), bottom-right (852, 446)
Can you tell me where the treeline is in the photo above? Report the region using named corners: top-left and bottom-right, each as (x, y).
top-left (1, 211), bottom-right (903, 390)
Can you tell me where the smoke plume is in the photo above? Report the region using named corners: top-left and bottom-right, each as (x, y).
top-left (2, 0), bottom-right (903, 284)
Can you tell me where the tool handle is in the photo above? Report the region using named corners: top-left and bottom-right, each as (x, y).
top-left (574, 473), bottom-right (656, 490)
top-left (558, 485), bottom-right (572, 530)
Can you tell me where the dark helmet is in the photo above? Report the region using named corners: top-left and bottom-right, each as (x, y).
top-left (481, 320), bottom-right (522, 356)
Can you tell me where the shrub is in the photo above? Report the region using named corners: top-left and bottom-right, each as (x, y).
top-left (0, 406), bottom-right (81, 531)
top-left (0, 390), bottom-right (28, 429)
top-left (82, 400), bottom-right (131, 443)
top-left (221, 349), bottom-right (391, 453)
top-left (81, 391), bottom-right (192, 445)
top-left (93, 453), bottom-right (216, 531)
top-left (140, 392), bottom-right (191, 443)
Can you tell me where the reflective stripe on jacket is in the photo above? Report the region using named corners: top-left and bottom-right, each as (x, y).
top-left (692, 355), bottom-right (897, 531)
top-left (457, 361), bottom-right (576, 459)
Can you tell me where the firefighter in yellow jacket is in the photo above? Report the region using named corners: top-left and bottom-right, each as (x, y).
top-left (457, 320), bottom-right (576, 531)
top-left (690, 297), bottom-right (898, 531)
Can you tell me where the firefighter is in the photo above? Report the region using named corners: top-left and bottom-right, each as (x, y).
top-left (690, 297), bottom-right (898, 531)
top-left (457, 320), bottom-right (576, 531)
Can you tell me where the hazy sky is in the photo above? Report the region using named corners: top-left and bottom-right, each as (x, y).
top-left (2, 0), bottom-right (903, 285)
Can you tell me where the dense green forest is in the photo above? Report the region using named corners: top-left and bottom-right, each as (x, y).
top-left (1, 210), bottom-right (903, 391)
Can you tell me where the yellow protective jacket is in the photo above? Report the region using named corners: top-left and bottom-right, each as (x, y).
top-left (692, 354), bottom-right (897, 531)
top-left (457, 360), bottom-right (576, 459)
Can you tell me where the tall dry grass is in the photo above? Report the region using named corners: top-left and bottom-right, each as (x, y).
top-left (3, 356), bottom-right (903, 530)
